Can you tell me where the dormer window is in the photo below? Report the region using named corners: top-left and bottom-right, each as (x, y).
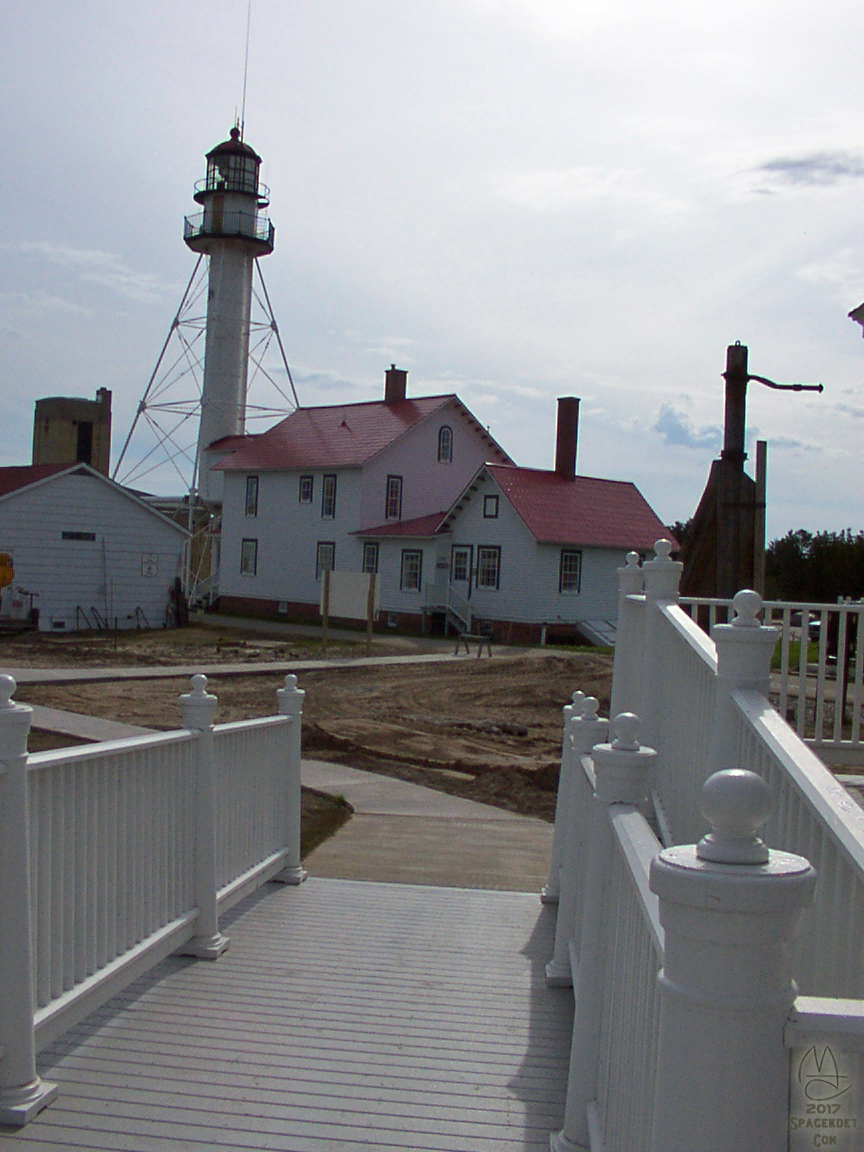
top-left (437, 425), bottom-right (453, 463)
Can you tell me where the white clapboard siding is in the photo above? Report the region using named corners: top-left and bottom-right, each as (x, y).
top-left (0, 466), bottom-right (187, 631)
top-left (2, 879), bottom-right (572, 1152)
top-left (218, 398), bottom-right (505, 611)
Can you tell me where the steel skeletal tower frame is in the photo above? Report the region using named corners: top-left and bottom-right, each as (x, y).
top-left (113, 128), bottom-right (299, 603)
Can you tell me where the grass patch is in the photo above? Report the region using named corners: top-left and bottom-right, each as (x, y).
top-left (772, 640), bottom-right (820, 670)
top-left (301, 788), bottom-right (353, 858)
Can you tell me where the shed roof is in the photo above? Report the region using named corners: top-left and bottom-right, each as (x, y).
top-left (446, 465), bottom-right (672, 550)
top-left (0, 464), bottom-right (189, 536)
top-left (216, 395), bottom-right (512, 472)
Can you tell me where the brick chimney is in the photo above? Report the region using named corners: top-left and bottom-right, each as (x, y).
top-left (555, 396), bottom-right (580, 480)
top-left (384, 364), bottom-right (408, 404)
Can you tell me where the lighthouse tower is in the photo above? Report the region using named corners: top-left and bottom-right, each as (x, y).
top-left (184, 126), bottom-right (274, 501)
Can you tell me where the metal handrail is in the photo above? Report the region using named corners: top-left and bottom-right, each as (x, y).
top-left (184, 212), bottom-right (274, 246)
top-left (193, 177), bottom-right (270, 204)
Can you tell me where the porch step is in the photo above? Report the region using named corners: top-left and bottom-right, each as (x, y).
top-left (576, 619), bottom-right (617, 647)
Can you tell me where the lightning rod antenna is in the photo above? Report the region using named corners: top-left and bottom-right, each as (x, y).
top-left (240, 0), bottom-right (253, 141)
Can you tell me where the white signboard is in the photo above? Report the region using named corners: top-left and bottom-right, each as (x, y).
top-left (320, 571), bottom-right (379, 621)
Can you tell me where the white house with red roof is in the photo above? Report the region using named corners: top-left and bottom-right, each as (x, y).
top-left (356, 400), bottom-right (671, 643)
top-left (0, 463), bottom-right (188, 632)
top-left (215, 378), bottom-right (671, 643)
top-left (215, 366), bottom-right (513, 621)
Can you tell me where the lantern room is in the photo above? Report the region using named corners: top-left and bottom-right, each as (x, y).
top-left (194, 126), bottom-right (269, 206)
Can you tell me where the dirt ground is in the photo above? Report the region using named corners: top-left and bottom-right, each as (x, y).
top-left (2, 623), bottom-right (614, 821)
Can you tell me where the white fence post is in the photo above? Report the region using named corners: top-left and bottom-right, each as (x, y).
top-left (709, 589), bottom-right (778, 775)
top-left (551, 713), bottom-right (656, 1152)
top-left (609, 551), bottom-right (645, 719)
top-left (273, 674), bottom-right (308, 885)
top-left (639, 540), bottom-right (683, 748)
top-left (542, 691), bottom-right (585, 905)
top-left (0, 675), bottom-right (58, 1126)
top-left (649, 769), bottom-right (816, 1152)
top-left (546, 697), bottom-right (608, 986)
top-left (179, 674), bottom-right (229, 959)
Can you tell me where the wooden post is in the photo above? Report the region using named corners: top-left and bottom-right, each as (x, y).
top-left (365, 572), bottom-right (376, 657)
top-left (179, 674), bottom-right (229, 959)
top-left (0, 675), bottom-right (58, 1126)
top-left (649, 770), bottom-right (816, 1152)
top-left (322, 568), bottom-right (330, 655)
top-left (551, 714), bottom-right (655, 1152)
top-left (274, 674), bottom-right (308, 885)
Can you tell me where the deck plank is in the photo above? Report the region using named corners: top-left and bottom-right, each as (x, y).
top-left (0, 879), bottom-right (572, 1152)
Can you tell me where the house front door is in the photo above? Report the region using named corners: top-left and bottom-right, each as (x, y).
top-left (451, 545), bottom-right (473, 599)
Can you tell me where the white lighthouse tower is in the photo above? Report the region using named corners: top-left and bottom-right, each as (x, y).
top-left (184, 126), bottom-right (274, 501)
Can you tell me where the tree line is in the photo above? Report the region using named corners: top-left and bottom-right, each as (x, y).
top-left (669, 522), bottom-right (864, 603)
top-left (763, 529), bottom-right (864, 603)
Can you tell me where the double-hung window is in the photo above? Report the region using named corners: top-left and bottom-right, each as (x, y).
top-left (245, 475), bottom-right (259, 517)
top-left (299, 475), bottom-right (313, 503)
top-left (400, 549), bottom-right (423, 592)
top-left (316, 541), bottom-right (335, 580)
top-left (476, 546), bottom-right (501, 590)
top-left (559, 549), bottom-right (582, 593)
top-left (362, 542), bottom-right (379, 574)
top-left (240, 538), bottom-right (258, 576)
top-left (321, 474), bottom-right (337, 519)
top-left (385, 475), bottom-right (403, 520)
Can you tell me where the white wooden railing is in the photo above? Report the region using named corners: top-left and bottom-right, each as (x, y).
top-left (682, 595), bottom-right (864, 763)
top-left (547, 542), bottom-right (864, 1152)
top-left (0, 672), bottom-right (306, 1127)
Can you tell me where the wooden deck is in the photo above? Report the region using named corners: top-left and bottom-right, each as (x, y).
top-left (0, 879), bottom-right (572, 1152)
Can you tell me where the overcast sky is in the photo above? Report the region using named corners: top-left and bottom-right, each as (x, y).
top-left (3, 0), bottom-right (864, 541)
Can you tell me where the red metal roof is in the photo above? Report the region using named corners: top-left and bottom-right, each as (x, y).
top-left (0, 464), bottom-right (73, 498)
top-left (216, 396), bottom-right (512, 471)
top-left (480, 465), bottom-right (672, 550)
top-left (354, 512), bottom-right (447, 539)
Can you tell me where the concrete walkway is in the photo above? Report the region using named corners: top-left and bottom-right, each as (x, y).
top-left (302, 759), bottom-right (553, 892)
top-left (21, 701), bottom-right (553, 893)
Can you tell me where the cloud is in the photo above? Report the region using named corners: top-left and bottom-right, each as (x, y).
top-left (18, 242), bottom-right (169, 303)
top-left (834, 402), bottom-right (864, 421)
top-left (654, 403), bottom-right (722, 451)
top-left (754, 151), bottom-right (864, 188)
top-left (492, 166), bottom-right (692, 216)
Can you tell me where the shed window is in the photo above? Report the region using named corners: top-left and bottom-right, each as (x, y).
top-left (559, 549), bottom-right (582, 594)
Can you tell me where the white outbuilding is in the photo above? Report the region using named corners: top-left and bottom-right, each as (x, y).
top-left (0, 463), bottom-right (188, 632)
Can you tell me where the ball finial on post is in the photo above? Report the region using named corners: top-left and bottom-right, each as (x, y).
top-left (697, 768), bottom-right (772, 864)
